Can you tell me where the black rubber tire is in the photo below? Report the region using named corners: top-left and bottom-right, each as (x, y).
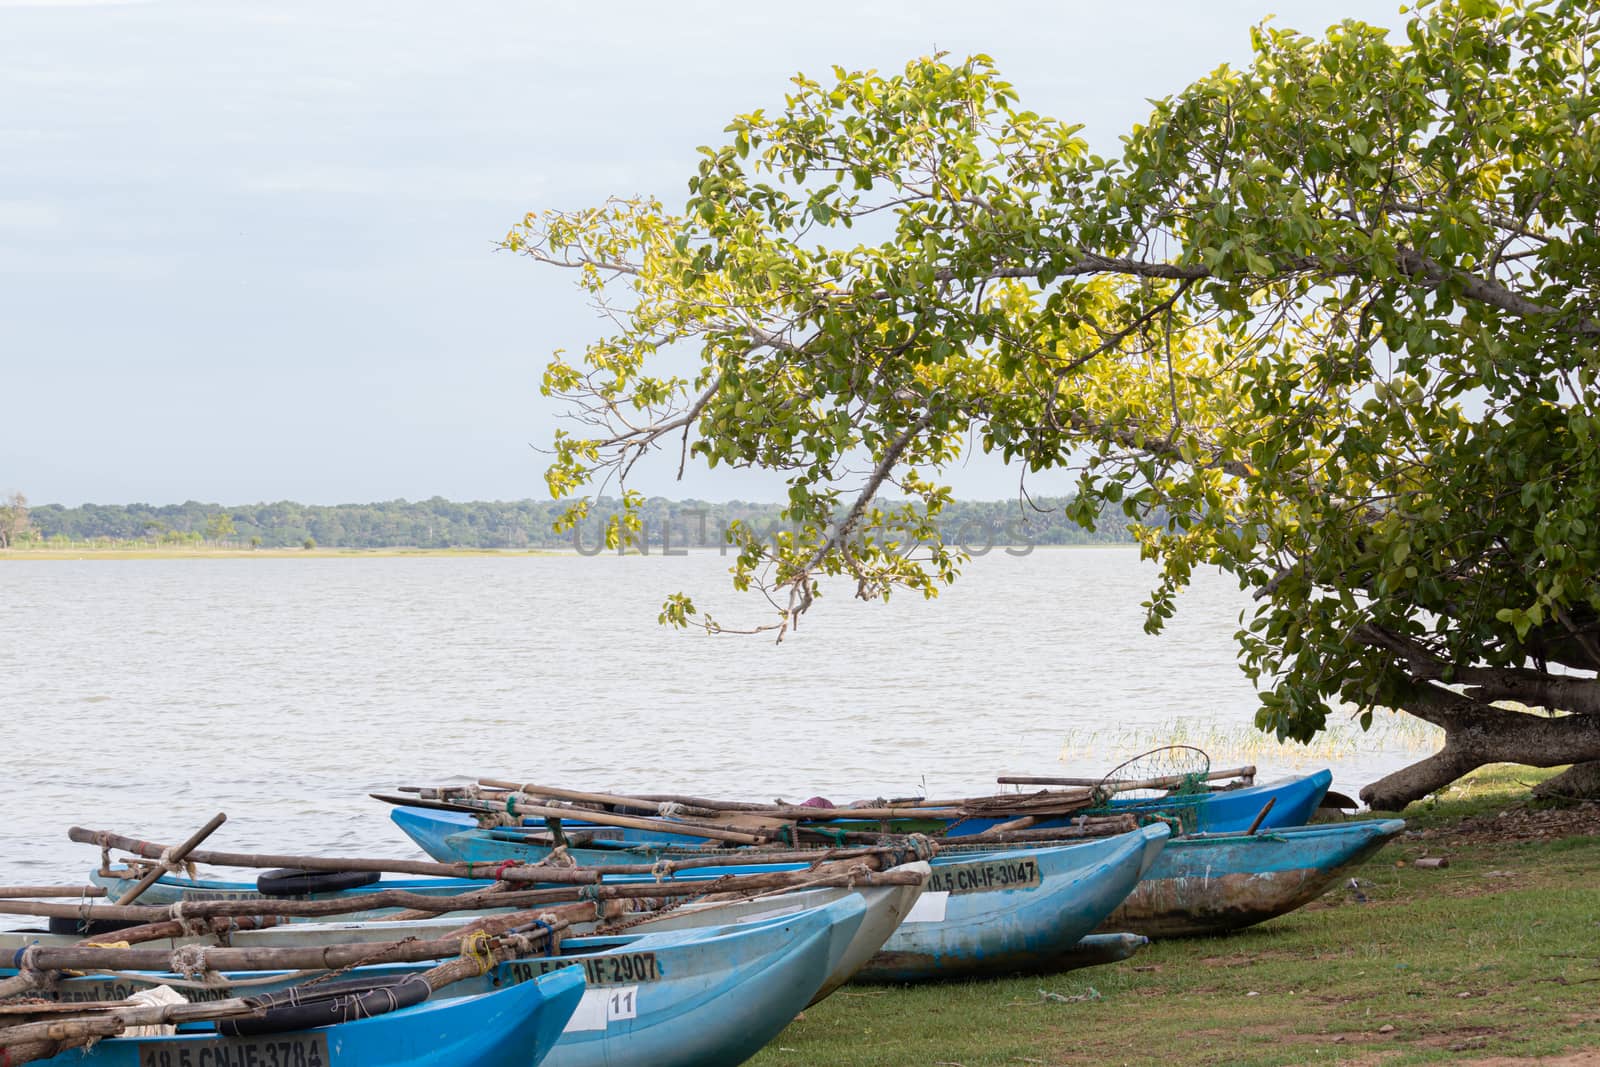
top-left (46, 915), bottom-right (147, 937)
top-left (255, 868), bottom-right (381, 897)
top-left (220, 974), bottom-right (431, 1037)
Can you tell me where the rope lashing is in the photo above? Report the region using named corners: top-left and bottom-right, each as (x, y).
top-left (170, 901), bottom-right (209, 939)
top-left (459, 930), bottom-right (495, 975)
top-left (650, 859), bottom-right (672, 883)
top-left (492, 860), bottom-right (517, 882)
top-left (527, 920), bottom-right (555, 956)
top-left (170, 945), bottom-right (214, 982)
top-left (657, 802), bottom-right (688, 818)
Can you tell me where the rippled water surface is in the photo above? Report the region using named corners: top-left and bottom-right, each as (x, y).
top-left (1, 549), bottom-right (1437, 885)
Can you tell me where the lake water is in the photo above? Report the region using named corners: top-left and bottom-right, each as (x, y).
top-left (0, 548), bottom-right (1438, 885)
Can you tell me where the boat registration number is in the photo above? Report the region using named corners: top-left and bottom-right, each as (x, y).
top-left (137, 1033), bottom-right (329, 1067)
top-left (510, 951), bottom-right (660, 985)
top-left (927, 857), bottom-right (1042, 894)
top-left (56, 980), bottom-right (231, 1004)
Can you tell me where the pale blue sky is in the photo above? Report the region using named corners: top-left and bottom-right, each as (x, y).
top-left (1, 0), bottom-right (1404, 507)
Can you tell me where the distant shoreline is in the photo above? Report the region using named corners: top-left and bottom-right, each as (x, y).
top-left (0, 546), bottom-right (557, 561)
top-left (0, 542), bottom-right (1134, 561)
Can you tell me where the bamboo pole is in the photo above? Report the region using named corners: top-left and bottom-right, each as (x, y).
top-left (0, 887), bottom-right (106, 899)
top-left (996, 766), bottom-right (1257, 791)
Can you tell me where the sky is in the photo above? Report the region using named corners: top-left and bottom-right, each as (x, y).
top-left (0, 0), bottom-right (1408, 508)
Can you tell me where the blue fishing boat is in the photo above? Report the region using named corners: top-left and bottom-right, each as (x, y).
top-left (1096, 818), bottom-right (1406, 937)
top-left (384, 770), bottom-right (1331, 861)
top-left (78, 827), bottom-right (1167, 984)
top-left (1106, 770), bottom-right (1332, 833)
top-left (69, 866), bottom-right (930, 1004)
top-left (19, 897), bottom-right (869, 1067)
top-left (849, 824), bottom-right (1168, 981)
top-left (11, 964), bottom-right (585, 1067)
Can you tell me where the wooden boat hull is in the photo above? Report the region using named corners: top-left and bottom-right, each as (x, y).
top-left (1096, 818), bottom-right (1406, 938)
top-left (19, 964), bottom-right (584, 1067)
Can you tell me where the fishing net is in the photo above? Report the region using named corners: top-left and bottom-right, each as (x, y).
top-left (1088, 746), bottom-right (1214, 834)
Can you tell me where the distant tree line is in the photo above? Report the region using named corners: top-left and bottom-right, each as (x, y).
top-left (19, 496), bottom-right (1142, 550)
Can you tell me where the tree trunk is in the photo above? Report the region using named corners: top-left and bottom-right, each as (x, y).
top-left (1531, 760), bottom-right (1600, 800)
top-left (1360, 693), bottom-right (1600, 811)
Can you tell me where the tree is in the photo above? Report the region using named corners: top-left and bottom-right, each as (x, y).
top-left (512, 0), bottom-right (1600, 809)
top-left (0, 491), bottom-right (28, 548)
top-left (205, 512), bottom-right (237, 543)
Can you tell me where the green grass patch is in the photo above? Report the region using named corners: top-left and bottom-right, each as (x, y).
top-left (751, 768), bottom-right (1600, 1066)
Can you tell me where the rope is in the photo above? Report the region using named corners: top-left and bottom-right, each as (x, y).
top-left (656, 802), bottom-right (688, 818)
top-left (526, 920), bottom-right (555, 955)
top-left (492, 860), bottom-right (517, 882)
top-left (83, 968), bottom-right (322, 990)
top-left (459, 931), bottom-right (495, 976)
top-left (170, 946), bottom-right (216, 982)
top-left (650, 859), bottom-right (672, 883)
top-left (170, 901), bottom-right (210, 939)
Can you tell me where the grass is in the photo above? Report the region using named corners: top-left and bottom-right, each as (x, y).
top-left (749, 766), bottom-right (1600, 1067)
top-left (1058, 714), bottom-right (1445, 769)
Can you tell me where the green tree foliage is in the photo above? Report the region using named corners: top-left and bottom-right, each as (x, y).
top-left (511, 0), bottom-right (1600, 806)
top-left (204, 512), bottom-right (237, 542)
top-left (0, 491), bottom-right (28, 548)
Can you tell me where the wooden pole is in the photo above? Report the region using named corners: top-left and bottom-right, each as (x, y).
top-left (1246, 797), bottom-right (1277, 834)
top-left (75, 824), bottom-right (924, 881)
top-left (996, 766), bottom-right (1257, 791)
top-left (113, 813), bottom-right (227, 906)
top-left (478, 779), bottom-right (720, 818)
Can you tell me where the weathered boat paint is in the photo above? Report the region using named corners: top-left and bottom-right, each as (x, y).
top-left (850, 824), bottom-right (1170, 982)
top-left (13, 898), bottom-right (868, 1067)
top-left (1096, 818), bottom-right (1406, 938)
top-left (17, 964), bottom-right (585, 1067)
top-left (1053, 932), bottom-right (1149, 971)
